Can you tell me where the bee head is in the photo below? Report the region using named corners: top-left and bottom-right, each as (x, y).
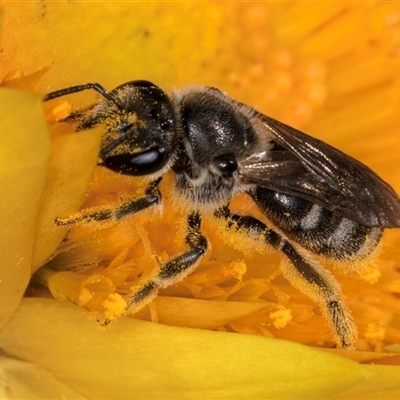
top-left (99, 80), bottom-right (178, 176)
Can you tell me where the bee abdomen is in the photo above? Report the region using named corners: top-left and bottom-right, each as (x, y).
top-left (250, 187), bottom-right (383, 260)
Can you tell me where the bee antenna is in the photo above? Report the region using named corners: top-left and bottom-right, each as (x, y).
top-left (43, 83), bottom-right (121, 106)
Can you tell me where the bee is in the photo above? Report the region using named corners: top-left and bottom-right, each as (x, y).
top-left (44, 80), bottom-right (400, 348)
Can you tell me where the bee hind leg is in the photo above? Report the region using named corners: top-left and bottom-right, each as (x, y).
top-left (215, 205), bottom-right (357, 349)
top-left (278, 240), bottom-right (357, 349)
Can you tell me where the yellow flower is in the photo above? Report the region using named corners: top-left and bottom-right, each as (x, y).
top-left (1, 2), bottom-right (400, 399)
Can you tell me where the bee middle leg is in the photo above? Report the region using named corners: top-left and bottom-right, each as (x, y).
top-left (215, 205), bottom-right (357, 349)
top-left (123, 212), bottom-right (208, 314)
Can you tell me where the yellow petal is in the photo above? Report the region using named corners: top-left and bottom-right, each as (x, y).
top-left (334, 364), bottom-right (400, 400)
top-left (32, 126), bottom-right (102, 271)
top-left (0, 356), bottom-right (86, 400)
top-left (0, 2), bottom-right (222, 90)
top-left (0, 89), bottom-right (50, 328)
top-left (134, 297), bottom-right (273, 329)
top-left (0, 298), bottom-right (370, 400)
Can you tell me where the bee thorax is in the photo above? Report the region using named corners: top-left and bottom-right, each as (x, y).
top-left (174, 169), bottom-right (238, 211)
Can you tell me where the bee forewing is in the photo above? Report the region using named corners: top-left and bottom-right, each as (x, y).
top-left (239, 112), bottom-right (400, 228)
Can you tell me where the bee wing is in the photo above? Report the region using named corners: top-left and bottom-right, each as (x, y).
top-left (240, 113), bottom-right (400, 228)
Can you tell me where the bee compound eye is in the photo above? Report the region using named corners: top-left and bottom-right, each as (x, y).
top-left (103, 147), bottom-right (167, 176)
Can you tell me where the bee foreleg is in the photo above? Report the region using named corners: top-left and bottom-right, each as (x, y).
top-left (215, 205), bottom-right (357, 349)
top-left (55, 179), bottom-right (161, 227)
top-left (50, 102), bottom-right (101, 131)
top-left (124, 212), bottom-right (207, 314)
